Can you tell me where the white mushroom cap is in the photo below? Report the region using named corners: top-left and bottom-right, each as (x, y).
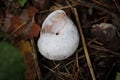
top-left (37, 10), bottom-right (79, 60)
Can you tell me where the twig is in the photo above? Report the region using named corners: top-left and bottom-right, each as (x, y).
top-left (65, 53), bottom-right (95, 67)
top-left (30, 39), bottom-right (42, 80)
top-left (65, 47), bottom-right (83, 66)
top-left (58, 72), bottom-right (72, 78)
top-left (88, 44), bottom-right (120, 56)
top-left (69, 0), bottom-right (119, 18)
top-left (65, 1), bottom-right (81, 79)
top-left (117, 31), bottom-right (120, 38)
top-left (66, 0), bottom-right (74, 10)
top-left (73, 8), bottom-right (96, 80)
top-left (39, 4), bottom-right (78, 13)
top-left (42, 64), bottom-right (56, 73)
top-left (10, 21), bottom-right (26, 35)
top-left (64, 66), bottom-right (71, 74)
top-left (75, 51), bottom-right (79, 68)
top-left (105, 62), bottom-right (116, 80)
top-left (92, 0), bottom-right (108, 8)
top-left (113, 0), bottom-right (120, 12)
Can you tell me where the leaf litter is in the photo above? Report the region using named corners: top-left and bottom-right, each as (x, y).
top-left (0, 0), bottom-right (120, 80)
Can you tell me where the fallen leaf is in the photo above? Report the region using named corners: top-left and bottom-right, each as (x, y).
top-left (27, 6), bottom-right (38, 19)
top-left (2, 6), bottom-right (39, 39)
top-left (28, 23), bottom-right (41, 38)
top-left (9, 16), bottom-right (26, 36)
top-left (1, 12), bottom-right (13, 32)
top-left (10, 16), bottom-right (22, 30)
top-left (15, 40), bottom-right (37, 80)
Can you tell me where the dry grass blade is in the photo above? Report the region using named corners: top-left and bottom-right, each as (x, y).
top-left (30, 39), bottom-right (42, 80)
top-left (92, 0), bottom-right (108, 8)
top-left (88, 44), bottom-right (120, 56)
top-left (113, 0), bottom-right (120, 12)
top-left (117, 31), bottom-right (120, 38)
top-left (10, 21), bottom-right (26, 35)
top-left (39, 4), bottom-right (78, 13)
top-left (70, 0), bottom-right (118, 18)
top-left (73, 8), bottom-right (96, 80)
top-left (65, 1), bottom-right (81, 79)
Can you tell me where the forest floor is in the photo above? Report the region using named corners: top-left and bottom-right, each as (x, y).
top-left (0, 0), bottom-right (120, 80)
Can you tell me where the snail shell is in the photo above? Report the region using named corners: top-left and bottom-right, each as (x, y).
top-left (37, 10), bottom-right (79, 60)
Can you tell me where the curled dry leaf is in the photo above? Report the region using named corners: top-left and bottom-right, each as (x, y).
top-left (27, 6), bottom-right (38, 19)
top-left (28, 23), bottom-right (41, 39)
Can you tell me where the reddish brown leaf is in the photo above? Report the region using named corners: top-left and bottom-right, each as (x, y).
top-left (27, 6), bottom-right (38, 19)
top-left (11, 16), bottom-right (22, 29)
top-left (3, 6), bottom-right (39, 38)
top-left (7, 16), bottom-right (21, 33)
top-left (15, 40), bottom-right (37, 80)
top-left (7, 16), bottom-right (26, 36)
top-left (29, 23), bottom-right (41, 38)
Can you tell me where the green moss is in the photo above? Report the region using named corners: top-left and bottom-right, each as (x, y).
top-left (0, 41), bottom-right (25, 80)
top-left (17, 0), bottom-right (27, 7)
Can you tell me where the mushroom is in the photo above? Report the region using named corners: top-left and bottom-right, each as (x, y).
top-left (37, 10), bottom-right (79, 60)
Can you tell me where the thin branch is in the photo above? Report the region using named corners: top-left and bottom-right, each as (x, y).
top-left (39, 4), bottom-right (78, 13)
top-left (30, 39), bottom-right (42, 80)
top-left (10, 21), bottom-right (26, 35)
top-left (69, 0), bottom-right (119, 18)
top-left (113, 0), bottom-right (120, 12)
top-left (73, 8), bottom-right (96, 80)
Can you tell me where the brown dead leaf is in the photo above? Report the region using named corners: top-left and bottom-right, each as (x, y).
top-left (2, 6), bottom-right (39, 39)
top-left (9, 6), bottom-right (39, 38)
top-left (1, 16), bottom-right (11, 32)
top-left (9, 16), bottom-right (22, 32)
top-left (27, 6), bottom-right (38, 19)
top-left (28, 23), bottom-right (41, 38)
top-left (5, 15), bottom-right (26, 36)
top-left (15, 40), bottom-right (37, 80)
